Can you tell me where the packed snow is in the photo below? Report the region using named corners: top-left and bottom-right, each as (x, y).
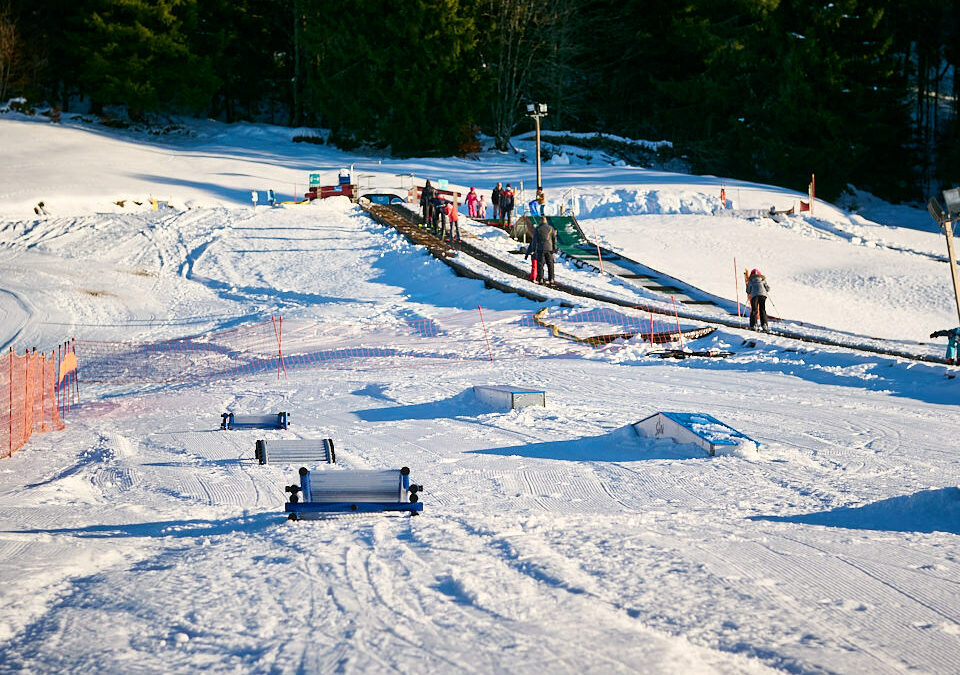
top-left (0, 113), bottom-right (958, 674)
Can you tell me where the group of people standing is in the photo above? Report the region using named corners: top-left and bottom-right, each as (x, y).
top-left (419, 178), bottom-right (557, 284)
top-left (418, 180), bottom-right (460, 243)
top-left (434, 182), bottom-right (545, 226)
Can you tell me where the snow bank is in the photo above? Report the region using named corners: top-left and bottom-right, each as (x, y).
top-left (577, 188), bottom-right (722, 218)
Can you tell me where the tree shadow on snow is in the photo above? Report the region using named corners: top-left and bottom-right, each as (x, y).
top-left (627, 334), bottom-right (960, 407)
top-left (469, 426), bottom-right (709, 462)
top-left (353, 389), bottom-right (488, 422)
top-left (5, 512), bottom-right (282, 540)
top-left (750, 486), bottom-right (960, 535)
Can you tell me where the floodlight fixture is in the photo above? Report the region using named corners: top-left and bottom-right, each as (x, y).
top-left (943, 187), bottom-right (960, 217)
top-left (525, 102), bottom-right (549, 189)
top-left (928, 189), bottom-right (960, 325)
top-left (928, 197), bottom-right (946, 224)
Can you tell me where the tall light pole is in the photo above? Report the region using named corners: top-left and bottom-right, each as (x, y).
top-left (526, 102), bottom-right (548, 190)
top-left (927, 186), bottom-right (960, 325)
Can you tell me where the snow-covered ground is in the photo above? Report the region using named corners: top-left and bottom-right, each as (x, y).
top-left (0, 113), bottom-right (958, 674)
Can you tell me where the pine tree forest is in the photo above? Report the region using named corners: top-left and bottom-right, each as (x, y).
top-left (1, 0), bottom-right (958, 201)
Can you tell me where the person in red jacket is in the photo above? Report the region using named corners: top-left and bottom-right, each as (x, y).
top-left (445, 200), bottom-right (461, 242)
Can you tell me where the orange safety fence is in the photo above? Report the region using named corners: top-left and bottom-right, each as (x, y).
top-left (1, 347), bottom-right (66, 459)
top-left (71, 308), bottom-right (701, 385)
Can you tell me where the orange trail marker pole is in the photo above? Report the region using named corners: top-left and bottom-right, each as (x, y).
top-left (477, 306), bottom-right (494, 362)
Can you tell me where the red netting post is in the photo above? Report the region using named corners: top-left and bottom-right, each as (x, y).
top-left (272, 315), bottom-right (287, 379)
top-left (590, 220), bottom-right (605, 274)
top-left (56, 343), bottom-right (61, 420)
top-left (71, 339), bottom-right (79, 405)
top-left (7, 347), bottom-right (12, 457)
top-left (734, 257), bottom-right (742, 321)
top-left (671, 296), bottom-right (686, 350)
top-left (40, 351), bottom-right (45, 432)
top-left (64, 341), bottom-right (70, 414)
top-left (23, 349), bottom-right (29, 442)
top-left (477, 306), bottom-right (494, 362)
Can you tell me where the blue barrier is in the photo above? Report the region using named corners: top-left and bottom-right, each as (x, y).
top-left (221, 411), bottom-right (289, 430)
top-left (285, 466), bottom-right (422, 519)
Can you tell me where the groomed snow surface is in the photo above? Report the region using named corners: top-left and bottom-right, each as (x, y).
top-left (0, 114), bottom-right (959, 674)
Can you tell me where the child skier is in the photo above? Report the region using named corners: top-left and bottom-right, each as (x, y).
top-left (465, 188), bottom-right (479, 218)
top-left (445, 200), bottom-right (461, 242)
top-left (930, 327), bottom-right (960, 365)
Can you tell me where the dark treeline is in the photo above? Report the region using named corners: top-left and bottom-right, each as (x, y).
top-left (2, 0), bottom-right (958, 200)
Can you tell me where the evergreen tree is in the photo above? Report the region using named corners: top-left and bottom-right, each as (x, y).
top-left (304, 0), bottom-right (478, 155)
top-left (75, 0), bottom-right (216, 118)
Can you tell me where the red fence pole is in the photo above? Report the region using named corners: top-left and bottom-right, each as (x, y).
top-left (8, 348), bottom-right (12, 456)
top-left (272, 315), bottom-right (287, 379)
top-left (734, 257), bottom-right (742, 321)
top-left (477, 306), bottom-right (494, 362)
top-left (40, 351), bottom-right (45, 432)
top-left (64, 342), bottom-right (70, 414)
top-left (590, 220), bottom-right (605, 274)
top-left (71, 339), bottom-right (79, 405)
top-left (23, 349), bottom-right (29, 443)
top-left (672, 296), bottom-right (685, 350)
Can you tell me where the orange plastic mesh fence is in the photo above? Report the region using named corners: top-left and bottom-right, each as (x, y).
top-left (72, 308), bottom-right (684, 385)
top-left (1, 348), bottom-right (65, 459)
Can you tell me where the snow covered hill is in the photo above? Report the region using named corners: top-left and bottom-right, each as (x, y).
top-left (0, 114), bottom-right (958, 674)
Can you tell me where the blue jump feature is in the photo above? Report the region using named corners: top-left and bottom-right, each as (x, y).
top-left (221, 411), bottom-right (289, 430)
top-left (663, 412), bottom-right (759, 448)
top-left (285, 466), bottom-right (423, 519)
top-left (632, 411), bottom-right (760, 456)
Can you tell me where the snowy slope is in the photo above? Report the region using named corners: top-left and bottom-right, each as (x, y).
top-left (0, 114), bottom-right (959, 674)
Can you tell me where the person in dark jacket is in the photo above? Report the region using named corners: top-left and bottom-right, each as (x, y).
top-left (421, 180), bottom-right (435, 227)
top-left (500, 183), bottom-right (515, 226)
top-left (525, 218), bottom-right (540, 281)
top-left (433, 194), bottom-right (446, 234)
top-left (535, 217), bottom-right (558, 285)
top-left (746, 269), bottom-right (770, 331)
top-left (491, 182), bottom-right (502, 220)
top-left (930, 327), bottom-right (960, 364)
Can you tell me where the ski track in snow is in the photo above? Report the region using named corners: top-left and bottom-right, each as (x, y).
top-left (0, 117), bottom-right (959, 673)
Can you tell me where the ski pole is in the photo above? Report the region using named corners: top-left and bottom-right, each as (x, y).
top-left (768, 296), bottom-right (782, 323)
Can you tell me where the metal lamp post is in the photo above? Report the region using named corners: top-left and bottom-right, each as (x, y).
top-left (526, 102), bottom-right (548, 190)
top-left (927, 186), bottom-right (960, 325)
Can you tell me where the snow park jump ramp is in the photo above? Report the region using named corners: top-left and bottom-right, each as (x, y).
top-left (362, 201), bottom-right (950, 365)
